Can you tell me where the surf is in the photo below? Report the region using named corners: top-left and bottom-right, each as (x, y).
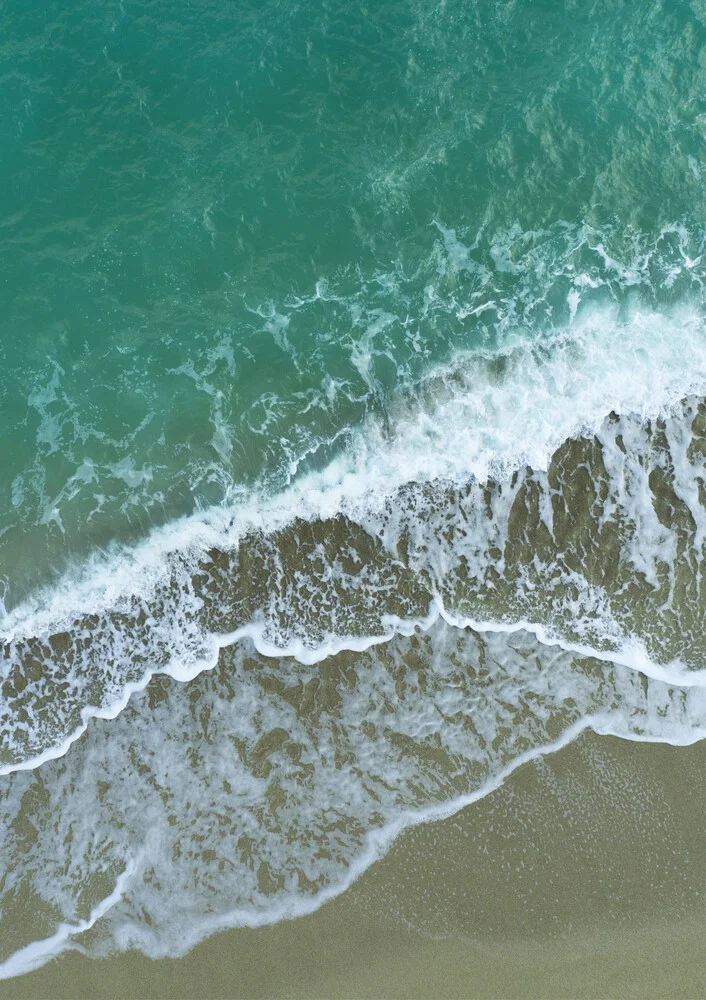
top-left (1, 299), bottom-right (705, 773)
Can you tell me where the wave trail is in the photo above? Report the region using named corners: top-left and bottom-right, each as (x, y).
top-left (0, 621), bottom-right (703, 974)
top-left (1, 407), bottom-right (705, 768)
top-left (1, 307), bottom-right (705, 770)
top-left (0, 863), bottom-right (136, 981)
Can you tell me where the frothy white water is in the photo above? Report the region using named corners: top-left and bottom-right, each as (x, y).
top-left (438, 608), bottom-right (706, 689)
top-left (3, 599), bottom-right (704, 780)
top-left (0, 623), bottom-right (703, 978)
top-left (0, 864), bottom-right (135, 981)
top-left (1, 304), bottom-right (705, 773)
top-left (0, 720), bottom-right (635, 980)
top-left (3, 302), bottom-right (705, 641)
top-left (1, 296), bottom-right (704, 972)
top-left (0, 726), bottom-right (592, 981)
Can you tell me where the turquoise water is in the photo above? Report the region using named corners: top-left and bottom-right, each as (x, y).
top-left (2, 0), bottom-right (704, 598)
top-left (0, 0), bottom-right (705, 979)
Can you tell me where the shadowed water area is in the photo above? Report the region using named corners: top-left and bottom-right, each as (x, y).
top-left (0, 0), bottom-right (705, 985)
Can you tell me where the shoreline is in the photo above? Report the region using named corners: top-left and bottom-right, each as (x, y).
top-left (4, 731), bottom-right (703, 1000)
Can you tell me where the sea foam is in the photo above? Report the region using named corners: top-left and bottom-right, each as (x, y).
top-left (0, 623), bottom-right (704, 978)
top-left (1, 302), bottom-right (705, 773)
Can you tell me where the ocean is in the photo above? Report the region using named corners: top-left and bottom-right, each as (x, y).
top-left (0, 0), bottom-right (705, 983)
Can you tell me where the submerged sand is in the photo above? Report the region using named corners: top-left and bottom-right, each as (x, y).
top-left (4, 731), bottom-right (704, 1000)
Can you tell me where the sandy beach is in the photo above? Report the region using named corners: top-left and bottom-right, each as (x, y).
top-left (5, 731), bottom-right (703, 1000)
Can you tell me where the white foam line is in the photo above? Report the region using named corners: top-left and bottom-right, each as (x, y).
top-left (131, 720), bottom-right (705, 965)
top-left (0, 608), bottom-right (441, 777)
top-left (0, 861), bottom-right (136, 981)
top-left (188, 718), bottom-right (604, 939)
top-left (1, 715), bottom-right (703, 978)
top-left (3, 310), bottom-right (705, 646)
top-left (0, 651), bottom-right (210, 776)
top-left (212, 605), bottom-right (441, 668)
top-left (3, 597), bottom-right (704, 778)
top-left (189, 720), bottom-right (705, 949)
top-left (436, 604), bottom-right (706, 689)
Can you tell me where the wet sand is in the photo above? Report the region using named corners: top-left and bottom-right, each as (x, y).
top-left (4, 731), bottom-right (704, 1000)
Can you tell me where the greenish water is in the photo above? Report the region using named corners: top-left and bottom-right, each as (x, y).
top-left (1, 0), bottom-right (705, 597)
top-left (0, 0), bottom-right (705, 983)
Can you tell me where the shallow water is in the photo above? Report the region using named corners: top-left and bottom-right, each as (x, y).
top-left (3, 734), bottom-right (704, 999)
